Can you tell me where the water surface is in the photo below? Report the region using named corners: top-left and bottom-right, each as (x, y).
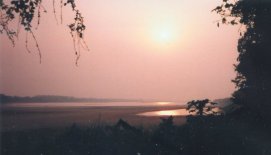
top-left (137, 107), bottom-right (222, 117)
top-left (1, 102), bottom-right (186, 131)
top-left (1, 101), bottom-right (183, 108)
top-left (137, 109), bottom-right (190, 116)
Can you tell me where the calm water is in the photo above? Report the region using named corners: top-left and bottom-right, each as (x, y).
top-left (1, 102), bottom-right (187, 130)
top-left (137, 107), bottom-right (221, 116)
top-left (1, 101), bottom-right (183, 108)
top-left (1, 102), bottom-right (221, 117)
top-left (137, 109), bottom-right (190, 116)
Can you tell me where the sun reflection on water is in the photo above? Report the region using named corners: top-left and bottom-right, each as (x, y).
top-left (138, 109), bottom-right (190, 117)
top-left (157, 110), bottom-right (180, 116)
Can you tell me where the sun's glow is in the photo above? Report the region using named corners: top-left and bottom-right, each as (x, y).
top-left (148, 19), bottom-right (184, 50)
top-left (153, 25), bottom-right (174, 43)
top-left (158, 29), bottom-right (172, 42)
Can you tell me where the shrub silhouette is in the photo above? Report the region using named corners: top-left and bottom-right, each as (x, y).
top-left (186, 99), bottom-right (218, 116)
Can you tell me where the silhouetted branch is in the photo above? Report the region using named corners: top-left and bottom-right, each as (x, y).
top-left (0, 0), bottom-right (89, 64)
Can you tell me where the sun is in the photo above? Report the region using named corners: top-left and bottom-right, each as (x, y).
top-left (151, 24), bottom-right (176, 44)
top-left (159, 30), bottom-right (171, 42)
top-left (147, 19), bottom-right (184, 50)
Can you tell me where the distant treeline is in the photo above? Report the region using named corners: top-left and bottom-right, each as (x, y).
top-left (0, 94), bottom-right (142, 104)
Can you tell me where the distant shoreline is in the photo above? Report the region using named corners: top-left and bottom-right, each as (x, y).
top-left (0, 94), bottom-right (147, 104)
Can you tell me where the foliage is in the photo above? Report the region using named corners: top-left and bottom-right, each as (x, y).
top-left (214, 0), bottom-right (271, 121)
top-left (2, 117), bottom-right (271, 155)
top-left (0, 0), bottom-right (89, 64)
top-left (186, 99), bottom-right (218, 116)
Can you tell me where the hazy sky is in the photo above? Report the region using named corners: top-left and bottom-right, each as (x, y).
top-left (0, 0), bottom-right (240, 102)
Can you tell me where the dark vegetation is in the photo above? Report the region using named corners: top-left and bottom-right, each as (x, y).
top-left (186, 99), bottom-right (218, 116)
top-left (0, 0), bottom-right (89, 64)
top-left (2, 115), bottom-right (271, 155)
top-left (214, 0), bottom-right (271, 123)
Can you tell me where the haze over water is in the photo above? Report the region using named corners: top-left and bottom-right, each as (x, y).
top-left (2, 101), bottom-right (184, 108)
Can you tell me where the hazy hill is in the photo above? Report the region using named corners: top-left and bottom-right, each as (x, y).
top-left (213, 98), bottom-right (233, 108)
top-left (0, 94), bottom-right (142, 104)
top-left (213, 98), bottom-right (244, 114)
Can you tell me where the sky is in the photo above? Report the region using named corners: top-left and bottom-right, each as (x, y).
top-left (0, 0), bottom-right (240, 102)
